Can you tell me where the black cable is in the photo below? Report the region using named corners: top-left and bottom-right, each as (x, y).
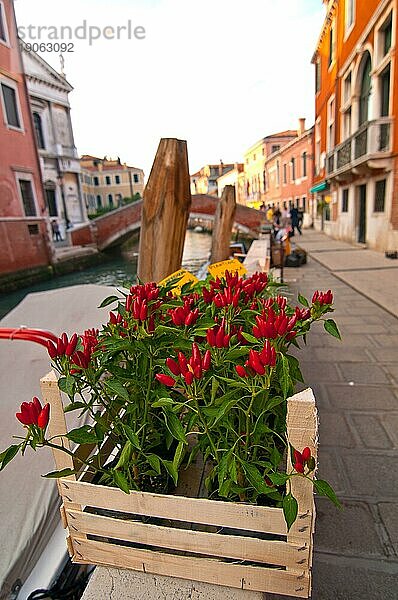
top-left (27, 566), bottom-right (94, 600)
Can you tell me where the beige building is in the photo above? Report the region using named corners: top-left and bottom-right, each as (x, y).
top-left (21, 43), bottom-right (86, 235)
top-left (243, 130), bottom-right (298, 207)
top-left (80, 156), bottom-right (144, 214)
top-left (216, 163), bottom-right (245, 204)
top-left (190, 163), bottom-right (235, 196)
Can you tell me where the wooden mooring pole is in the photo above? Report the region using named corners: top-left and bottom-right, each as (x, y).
top-left (138, 138), bottom-right (191, 283)
top-left (210, 185), bottom-right (236, 264)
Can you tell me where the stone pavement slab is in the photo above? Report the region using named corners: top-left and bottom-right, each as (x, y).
top-left (335, 268), bottom-right (398, 319)
top-left (310, 248), bottom-right (398, 271)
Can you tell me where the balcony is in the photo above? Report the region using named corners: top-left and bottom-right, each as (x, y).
top-left (326, 117), bottom-right (393, 178)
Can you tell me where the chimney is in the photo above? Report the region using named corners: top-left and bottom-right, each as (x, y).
top-left (298, 118), bottom-right (306, 136)
top-left (219, 160), bottom-right (224, 176)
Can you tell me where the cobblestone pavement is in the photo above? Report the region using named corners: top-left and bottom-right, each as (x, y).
top-left (270, 231), bottom-right (398, 600)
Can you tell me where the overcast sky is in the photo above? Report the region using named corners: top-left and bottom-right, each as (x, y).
top-left (15, 0), bottom-right (325, 178)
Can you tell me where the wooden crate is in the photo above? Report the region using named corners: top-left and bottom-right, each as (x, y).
top-left (40, 371), bottom-right (317, 598)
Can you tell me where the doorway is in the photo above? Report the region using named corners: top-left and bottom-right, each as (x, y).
top-left (357, 184), bottom-right (367, 243)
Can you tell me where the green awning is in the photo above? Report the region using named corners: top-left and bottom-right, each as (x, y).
top-left (310, 181), bottom-right (329, 193)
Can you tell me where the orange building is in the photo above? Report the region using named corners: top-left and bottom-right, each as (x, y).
top-left (0, 0), bottom-right (52, 276)
top-left (263, 119), bottom-right (314, 224)
top-left (312, 0), bottom-right (397, 250)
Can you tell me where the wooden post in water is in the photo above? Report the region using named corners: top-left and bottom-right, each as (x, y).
top-left (138, 138), bottom-right (191, 283)
top-left (210, 185), bottom-right (236, 264)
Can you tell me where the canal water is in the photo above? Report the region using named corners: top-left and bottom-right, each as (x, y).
top-left (0, 230), bottom-right (212, 319)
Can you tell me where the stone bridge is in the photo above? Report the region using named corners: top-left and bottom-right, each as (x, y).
top-left (70, 195), bottom-right (265, 251)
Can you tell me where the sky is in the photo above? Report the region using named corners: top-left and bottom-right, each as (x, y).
top-left (14, 0), bottom-right (325, 178)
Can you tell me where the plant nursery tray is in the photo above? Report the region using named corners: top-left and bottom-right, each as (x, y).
top-left (40, 370), bottom-right (318, 598)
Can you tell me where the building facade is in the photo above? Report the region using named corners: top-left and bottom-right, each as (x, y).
top-left (80, 155), bottom-right (144, 214)
top-left (190, 163), bottom-right (234, 196)
top-left (242, 130), bottom-right (298, 207)
top-left (216, 163), bottom-right (245, 203)
top-left (21, 43), bottom-right (87, 237)
top-left (263, 122), bottom-right (314, 223)
top-left (312, 0), bottom-right (397, 250)
top-left (0, 0), bottom-right (52, 275)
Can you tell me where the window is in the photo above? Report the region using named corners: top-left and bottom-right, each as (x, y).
top-left (283, 163), bottom-right (287, 184)
top-left (359, 53), bottom-right (371, 125)
top-left (302, 152), bottom-right (307, 177)
top-left (276, 160), bottom-right (280, 186)
top-left (315, 57), bottom-right (321, 93)
top-left (133, 173), bottom-right (139, 183)
top-left (115, 175), bottom-right (121, 184)
top-left (343, 72), bottom-right (352, 104)
top-left (345, 0), bottom-right (355, 32)
top-left (0, 1), bottom-right (9, 43)
top-left (94, 176), bottom-right (99, 186)
top-left (315, 119), bottom-right (321, 174)
top-left (106, 176), bottom-right (111, 185)
top-left (327, 96), bottom-right (335, 151)
top-left (1, 82), bottom-right (21, 128)
top-left (253, 153), bottom-right (256, 161)
top-left (381, 13), bottom-right (392, 56)
top-left (380, 64), bottom-right (390, 116)
top-left (291, 157), bottom-right (296, 181)
top-left (28, 224), bottom-right (39, 235)
top-left (33, 112), bottom-right (45, 149)
top-left (108, 194), bottom-right (113, 206)
top-left (374, 179), bottom-right (386, 212)
top-left (263, 171), bottom-right (267, 192)
top-left (302, 196), bottom-right (306, 211)
top-left (271, 145), bottom-right (280, 153)
top-left (342, 189), bottom-right (349, 212)
top-left (328, 22), bottom-right (335, 67)
top-left (19, 180), bottom-right (36, 216)
top-left (343, 108), bottom-right (352, 139)
top-left (96, 195), bottom-right (102, 209)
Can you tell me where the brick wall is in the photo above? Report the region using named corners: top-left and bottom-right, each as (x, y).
top-left (0, 219), bottom-right (51, 274)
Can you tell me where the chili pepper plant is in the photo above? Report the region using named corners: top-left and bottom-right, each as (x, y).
top-left (0, 271), bottom-right (341, 529)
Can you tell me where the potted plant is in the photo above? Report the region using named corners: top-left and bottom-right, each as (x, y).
top-left (0, 270), bottom-right (340, 598)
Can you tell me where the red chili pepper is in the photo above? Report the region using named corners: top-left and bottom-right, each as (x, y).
top-left (302, 447), bottom-right (311, 462)
top-left (139, 300), bottom-right (148, 321)
top-left (178, 352), bottom-right (188, 374)
top-left (38, 403), bottom-right (50, 429)
top-left (56, 337), bottom-right (65, 356)
top-left (155, 373), bottom-right (175, 387)
top-left (47, 340), bottom-right (57, 359)
top-left (202, 350), bottom-right (211, 371)
top-left (248, 350), bottom-right (265, 375)
top-left (235, 365), bottom-right (248, 377)
top-left (206, 328), bottom-right (216, 347)
top-left (65, 333), bottom-right (78, 357)
top-left (216, 327), bottom-right (225, 348)
top-left (192, 343), bottom-right (201, 366)
top-left (166, 358), bottom-right (181, 376)
top-left (184, 371), bottom-right (194, 385)
top-left (294, 461), bottom-right (304, 473)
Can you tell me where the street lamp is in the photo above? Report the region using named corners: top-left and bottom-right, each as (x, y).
top-left (56, 167), bottom-right (71, 229)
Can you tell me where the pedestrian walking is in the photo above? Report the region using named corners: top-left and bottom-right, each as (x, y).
top-left (273, 207), bottom-right (281, 226)
top-left (281, 205), bottom-right (291, 228)
top-left (290, 206), bottom-right (302, 235)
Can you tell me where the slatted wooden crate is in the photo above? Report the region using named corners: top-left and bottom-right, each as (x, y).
top-left (40, 370), bottom-right (317, 598)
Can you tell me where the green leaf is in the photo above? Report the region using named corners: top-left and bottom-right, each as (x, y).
top-left (43, 468), bottom-right (77, 478)
top-left (115, 441), bottom-right (133, 469)
top-left (98, 295), bottom-right (120, 308)
top-left (224, 347), bottom-right (249, 361)
top-left (283, 492), bottom-right (298, 531)
top-left (0, 445), bottom-right (20, 471)
top-left (104, 379), bottom-right (130, 402)
top-left (241, 332), bottom-right (258, 344)
top-left (64, 401), bottom-right (86, 413)
top-left (268, 472), bottom-right (289, 486)
top-left (113, 470), bottom-right (130, 494)
top-left (314, 479), bottom-right (342, 508)
top-left (241, 461), bottom-right (275, 495)
top-left (276, 354), bottom-right (290, 399)
top-left (147, 454), bottom-right (161, 474)
top-left (66, 425), bottom-right (98, 445)
top-left (123, 425), bottom-right (141, 450)
top-left (298, 293), bottom-right (309, 307)
top-left (173, 441), bottom-right (185, 472)
top-left (58, 374), bottom-right (75, 397)
top-left (163, 410), bottom-right (187, 444)
top-left (270, 446), bottom-right (282, 469)
top-left (286, 354), bottom-right (304, 384)
top-left (265, 395), bottom-right (285, 411)
top-left (162, 459), bottom-right (179, 486)
top-left (151, 397), bottom-right (174, 408)
top-left (324, 319), bottom-right (341, 340)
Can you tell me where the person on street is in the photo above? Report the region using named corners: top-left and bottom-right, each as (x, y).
top-left (290, 206), bottom-right (302, 235)
top-left (51, 219), bottom-right (62, 242)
